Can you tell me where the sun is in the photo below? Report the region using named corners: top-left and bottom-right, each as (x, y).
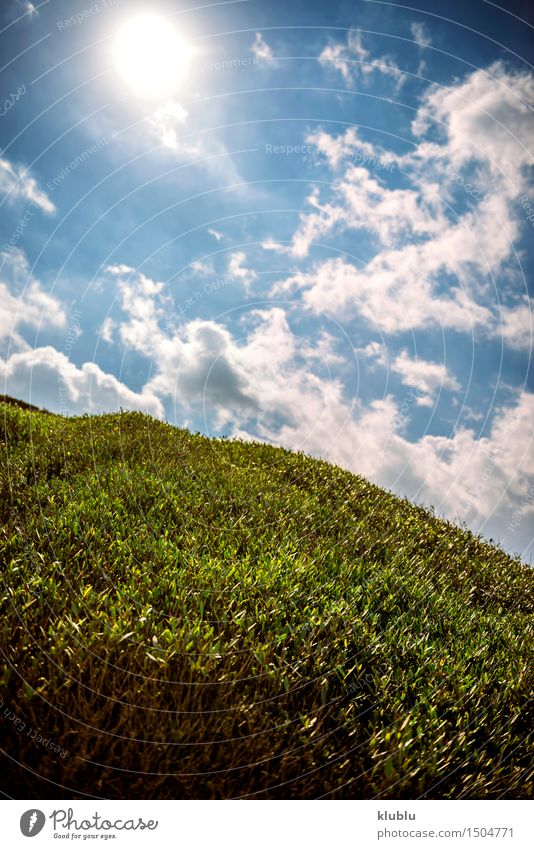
top-left (113, 13), bottom-right (192, 98)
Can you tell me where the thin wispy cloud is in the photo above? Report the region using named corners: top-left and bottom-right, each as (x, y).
top-left (0, 158), bottom-right (55, 213)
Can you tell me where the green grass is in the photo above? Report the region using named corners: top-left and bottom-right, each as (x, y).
top-left (1, 398), bottom-right (532, 799)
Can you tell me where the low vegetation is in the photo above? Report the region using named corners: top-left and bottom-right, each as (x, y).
top-left (1, 398), bottom-right (532, 798)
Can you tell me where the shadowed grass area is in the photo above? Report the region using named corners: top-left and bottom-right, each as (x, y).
top-left (1, 399), bottom-right (532, 799)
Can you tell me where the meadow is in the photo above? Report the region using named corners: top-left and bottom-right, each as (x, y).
top-left (1, 399), bottom-right (532, 798)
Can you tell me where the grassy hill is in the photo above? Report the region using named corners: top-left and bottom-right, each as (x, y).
top-left (1, 398), bottom-right (532, 799)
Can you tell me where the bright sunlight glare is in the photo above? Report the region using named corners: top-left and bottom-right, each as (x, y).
top-left (113, 13), bottom-right (192, 98)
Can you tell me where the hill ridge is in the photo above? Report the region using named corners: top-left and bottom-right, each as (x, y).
top-left (1, 399), bottom-right (532, 798)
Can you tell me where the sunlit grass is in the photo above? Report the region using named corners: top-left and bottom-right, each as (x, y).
top-left (1, 399), bottom-right (532, 798)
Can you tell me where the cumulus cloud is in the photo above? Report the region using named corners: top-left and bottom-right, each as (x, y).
top-left (0, 249), bottom-right (66, 351)
top-left (378, 392), bottom-right (534, 559)
top-left (265, 62), bottom-right (533, 347)
top-left (96, 261), bottom-right (534, 558)
top-left (41, 60), bottom-right (532, 557)
top-left (306, 330), bottom-right (345, 365)
top-left (225, 251), bottom-right (258, 293)
top-left (274, 255), bottom-right (494, 334)
top-left (110, 266), bottom-right (165, 356)
top-left (391, 349), bottom-right (461, 398)
top-left (100, 317), bottom-right (115, 345)
top-left (410, 61), bottom-right (534, 187)
top-left (0, 256), bottom-right (164, 416)
top-left (496, 298), bottom-right (533, 351)
top-left (251, 364), bottom-right (534, 560)
top-left (104, 263), bottom-right (136, 276)
top-left (262, 186), bottom-right (345, 258)
top-left (356, 340), bottom-right (388, 367)
top-left (104, 265), bottom-right (345, 431)
top-left (356, 343), bottom-right (461, 403)
top-left (0, 158), bottom-right (55, 214)
top-left (1, 346), bottom-right (163, 417)
top-left (108, 270), bottom-right (298, 428)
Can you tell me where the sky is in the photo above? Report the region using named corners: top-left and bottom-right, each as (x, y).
top-left (1, 0), bottom-right (533, 561)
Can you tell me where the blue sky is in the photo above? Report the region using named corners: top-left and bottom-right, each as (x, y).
top-left (1, 0), bottom-right (533, 560)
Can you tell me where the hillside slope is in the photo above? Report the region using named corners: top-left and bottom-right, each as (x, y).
top-left (1, 400), bottom-right (532, 799)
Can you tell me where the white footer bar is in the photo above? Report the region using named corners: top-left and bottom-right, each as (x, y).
top-left (5, 799), bottom-right (533, 848)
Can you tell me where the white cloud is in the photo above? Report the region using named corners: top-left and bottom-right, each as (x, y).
top-left (338, 164), bottom-right (446, 242)
top-left (379, 392), bottom-right (534, 559)
top-left (104, 263), bottom-right (136, 276)
top-left (410, 22), bottom-right (432, 48)
top-left (16, 1), bottom-right (37, 18)
top-left (306, 330), bottom-right (345, 365)
top-left (207, 227), bottom-right (224, 241)
top-left (319, 30), bottom-right (407, 89)
top-left (357, 343), bottom-right (461, 403)
top-left (274, 254), bottom-right (494, 334)
top-left (112, 268), bottom-right (165, 357)
top-left (227, 251), bottom-right (257, 292)
top-left (247, 361), bottom-right (534, 559)
top-left (99, 260), bottom-right (534, 558)
top-left (144, 99), bottom-right (242, 183)
top-left (265, 63), bottom-right (533, 346)
top-left (356, 340), bottom-right (387, 367)
top-left (319, 30), bottom-right (369, 85)
top-left (104, 267), bottom-right (347, 434)
top-left (497, 298), bottom-right (533, 351)
top-left (264, 137), bottom-right (442, 256)
top-left (100, 317), bottom-right (115, 345)
top-left (251, 32), bottom-right (274, 63)
top-left (0, 158), bottom-right (55, 214)
top-left (72, 60), bottom-right (534, 560)
top-left (1, 346), bottom-right (163, 418)
top-left (411, 61), bottom-right (534, 187)
top-left (135, 308), bottom-right (300, 431)
top-left (391, 349), bottom-right (461, 396)
top-left (190, 259), bottom-right (215, 277)
top-left (0, 249), bottom-right (66, 351)
top-left (306, 126), bottom-right (396, 171)
top-left (0, 256), bottom-right (161, 417)
top-left (146, 100), bottom-right (188, 151)
top-left (262, 185), bottom-right (345, 258)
